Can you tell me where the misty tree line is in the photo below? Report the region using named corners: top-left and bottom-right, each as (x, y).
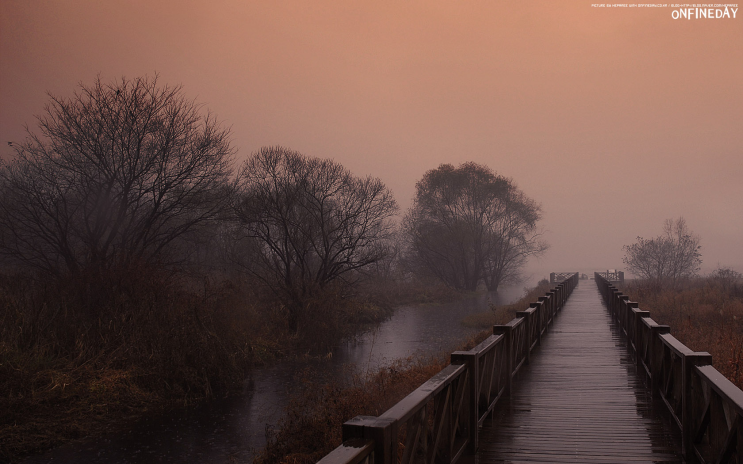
top-left (0, 76), bottom-right (546, 331)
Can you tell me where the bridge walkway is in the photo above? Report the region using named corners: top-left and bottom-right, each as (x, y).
top-left (472, 281), bottom-right (683, 463)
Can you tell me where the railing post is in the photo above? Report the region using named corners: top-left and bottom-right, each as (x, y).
top-left (493, 324), bottom-right (513, 397)
top-left (611, 289), bottom-right (622, 321)
top-left (613, 291), bottom-right (623, 326)
top-left (342, 416), bottom-right (395, 464)
top-left (516, 310), bottom-right (531, 365)
top-left (627, 302), bottom-right (640, 351)
top-left (607, 287), bottom-right (619, 322)
top-left (538, 296), bottom-right (550, 327)
top-left (630, 307), bottom-right (647, 364)
top-left (682, 352), bottom-right (712, 459)
top-left (619, 295), bottom-right (630, 335)
top-left (561, 283), bottom-right (567, 306)
top-left (546, 292), bottom-right (556, 321)
top-left (530, 301), bottom-right (542, 345)
top-left (451, 351), bottom-right (478, 454)
top-left (650, 325), bottom-right (670, 395)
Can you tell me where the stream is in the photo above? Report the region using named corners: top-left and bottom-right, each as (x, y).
top-left (23, 285), bottom-right (525, 463)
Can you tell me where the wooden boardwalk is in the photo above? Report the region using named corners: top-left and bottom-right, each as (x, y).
top-left (473, 281), bottom-right (684, 463)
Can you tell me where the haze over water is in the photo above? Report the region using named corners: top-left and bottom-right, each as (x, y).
top-left (20, 288), bottom-right (524, 463)
top-left (1, 1), bottom-right (741, 275)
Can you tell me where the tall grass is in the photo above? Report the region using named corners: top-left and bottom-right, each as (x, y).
top-left (0, 266), bottom-right (453, 462)
top-left (254, 280), bottom-right (547, 464)
top-left (461, 279), bottom-right (552, 328)
top-left (255, 358), bottom-right (447, 464)
top-left (621, 270), bottom-right (743, 389)
top-left (0, 268), bottom-right (265, 461)
top-left (255, 329), bottom-right (493, 464)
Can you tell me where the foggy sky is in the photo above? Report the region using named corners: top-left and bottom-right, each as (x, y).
top-left (1, 1), bottom-right (741, 282)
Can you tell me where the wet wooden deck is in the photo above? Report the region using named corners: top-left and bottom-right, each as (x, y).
top-left (472, 281), bottom-right (684, 463)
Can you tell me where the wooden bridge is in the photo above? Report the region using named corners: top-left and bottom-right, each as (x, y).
top-left (317, 273), bottom-right (743, 464)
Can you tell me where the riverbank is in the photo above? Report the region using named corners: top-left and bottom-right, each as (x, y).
top-left (0, 273), bottom-right (251, 462)
top-left (253, 282), bottom-right (543, 464)
top-left (255, 332), bottom-right (492, 464)
top-left (0, 272), bottom-right (457, 463)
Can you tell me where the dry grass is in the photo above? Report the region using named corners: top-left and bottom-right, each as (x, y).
top-left (255, 329), bottom-right (492, 464)
top-left (461, 279), bottom-right (552, 328)
top-left (621, 271), bottom-right (743, 389)
top-left (0, 266), bottom-right (454, 463)
top-left (0, 269), bottom-right (265, 462)
top-left (254, 357), bottom-right (447, 464)
top-left (254, 282), bottom-right (543, 464)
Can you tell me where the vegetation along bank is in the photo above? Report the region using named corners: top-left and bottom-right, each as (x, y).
top-left (0, 75), bottom-right (546, 462)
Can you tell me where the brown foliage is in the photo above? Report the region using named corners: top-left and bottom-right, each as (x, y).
top-left (0, 264), bottom-right (455, 462)
top-left (621, 271), bottom-right (743, 388)
top-left (254, 358), bottom-right (447, 464)
top-left (254, 283), bottom-right (537, 464)
top-left (461, 278), bottom-right (552, 328)
top-left (0, 268), bottom-right (262, 462)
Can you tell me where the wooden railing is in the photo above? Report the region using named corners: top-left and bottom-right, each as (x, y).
top-left (550, 272), bottom-right (575, 284)
top-left (596, 269), bottom-right (624, 283)
top-left (318, 273), bottom-right (580, 464)
top-left (595, 273), bottom-right (743, 464)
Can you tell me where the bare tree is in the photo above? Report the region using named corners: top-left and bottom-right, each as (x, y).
top-left (710, 267), bottom-right (742, 294)
top-left (402, 162), bottom-right (547, 292)
top-left (234, 147), bottom-right (398, 332)
top-left (622, 217), bottom-right (702, 288)
top-left (481, 186), bottom-right (547, 290)
top-left (0, 75), bottom-right (235, 277)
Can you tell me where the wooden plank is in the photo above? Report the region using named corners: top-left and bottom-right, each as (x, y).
top-left (474, 282), bottom-right (683, 463)
top-left (452, 333), bottom-right (503, 360)
top-left (659, 333), bottom-right (695, 357)
top-left (641, 316), bottom-right (662, 328)
top-left (317, 438), bottom-right (374, 464)
top-left (378, 364), bottom-right (466, 423)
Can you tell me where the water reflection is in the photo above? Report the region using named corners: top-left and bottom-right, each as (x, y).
top-left (23, 286), bottom-right (523, 463)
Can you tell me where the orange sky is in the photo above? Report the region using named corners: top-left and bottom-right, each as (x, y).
top-left (1, 0), bottom-right (741, 279)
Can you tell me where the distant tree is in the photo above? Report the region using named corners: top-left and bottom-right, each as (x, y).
top-left (481, 185), bottom-right (548, 291)
top-left (0, 75), bottom-right (235, 278)
top-left (402, 162), bottom-right (547, 292)
top-left (710, 267), bottom-right (742, 294)
top-left (622, 217), bottom-right (702, 288)
top-left (234, 147), bottom-right (398, 332)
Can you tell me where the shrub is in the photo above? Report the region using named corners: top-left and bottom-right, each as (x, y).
top-left (621, 271), bottom-right (743, 389)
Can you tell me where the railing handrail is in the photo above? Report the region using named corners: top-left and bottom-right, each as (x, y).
top-left (377, 363), bottom-right (467, 423)
top-left (658, 332), bottom-right (695, 357)
top-left (594, 272), bottom-right (743, 463)
top-left (319, 273), bottom-right (580, 464)
top-left (595, 270), bottom-right (625, 283)
top-left (317, 439), bottom-right (375, 464)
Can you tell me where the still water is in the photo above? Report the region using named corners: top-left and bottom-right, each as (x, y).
top-left (24, 286), bottom-right (524, 463)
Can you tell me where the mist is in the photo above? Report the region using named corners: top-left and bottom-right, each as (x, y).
top-left (2, 1), bottom-right (741, 281)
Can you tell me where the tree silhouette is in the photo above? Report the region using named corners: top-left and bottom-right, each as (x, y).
top-left (235, 146), bottom-right (398, 332)
top-left (623, 217), bottom-right (702, 289)
top-left (403, 162), bottom-right (546, 291)
top-left (0, 75), bottom-right (235, 277)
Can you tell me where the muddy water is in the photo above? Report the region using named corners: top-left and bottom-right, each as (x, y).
top-left (23, 286), bottom-right (524, 463)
